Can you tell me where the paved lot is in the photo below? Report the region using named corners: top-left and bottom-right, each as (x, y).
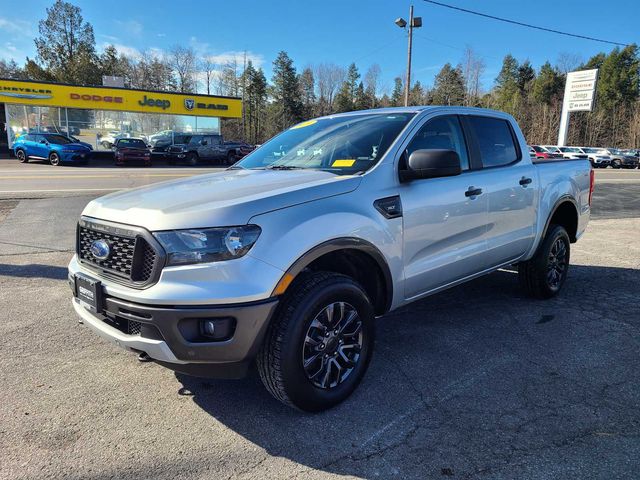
top-left (0, 177), bottom-right (639, 479)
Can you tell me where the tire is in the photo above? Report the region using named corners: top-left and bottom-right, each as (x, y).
top-left (49, 152), bottom-right (61, 166)
top-left (16, 149), bottom-right (28, 163)
top-left (257, 271), bottom-right (375, 412)
top-left (186, 153), bottom-right (198, 166)
top-left (612, 160), bottom-right (621, 169)
top-left (227, 152), bottom-right (237, 166)
top-left (518, 224), bottom-right (571, 299)
top-left (100, 141), bottom-right (112, 150)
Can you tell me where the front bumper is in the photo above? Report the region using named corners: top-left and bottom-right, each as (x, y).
top-left (71, 290), bottom-right (278, 378)
top-left (61, 151), bottom-right (90, 162)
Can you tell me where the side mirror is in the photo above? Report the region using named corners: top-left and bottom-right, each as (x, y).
top-left (200, 140), bottom-right (207, 145)
top-left (400, 149), bottom-right (462, 182)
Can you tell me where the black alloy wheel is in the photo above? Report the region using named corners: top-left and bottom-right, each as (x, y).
top-left (16, 149), bottom-right (28, 163)
top-left (302, 301), bottom-right (364, 389)
top-left (546, 236), bottom-right (568, 291)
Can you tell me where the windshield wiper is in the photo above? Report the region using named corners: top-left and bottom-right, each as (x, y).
top-left (266, 165), bottom-right (304, 170)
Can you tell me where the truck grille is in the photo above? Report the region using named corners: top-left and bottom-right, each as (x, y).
top-left (77, 218), bottom-right (164, 288)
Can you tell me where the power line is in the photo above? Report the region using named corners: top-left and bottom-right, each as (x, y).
top-left (422, 0), bottom-right (630, 47)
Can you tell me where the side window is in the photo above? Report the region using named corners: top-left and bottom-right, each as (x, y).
top-left (211, 136), bottom-right (222, 145)
top-left (23, 134), bottom-right (34, 142)
top-left (468, 116), bottom-right (519, 168)
top-left (406, 115), bottom-right (470, 170)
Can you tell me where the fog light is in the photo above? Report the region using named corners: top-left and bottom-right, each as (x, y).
top-left (202, 320), bottom-right (216, 336)
top-left (198, 317), bottom-right (236, 341)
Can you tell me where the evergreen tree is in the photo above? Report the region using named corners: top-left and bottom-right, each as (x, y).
top-left (269, 51), bottom-right (303, 133)
top-left (34, 0), bottom-right (99, 85)
top-left (431, 63), bottom-right (465, 105)
top-left (391, 77), bottom-right (404, 106)
top-left (334, 63), bottom-right (361, 112)
top-left (299, 67), bottom-right (316, 118)
top-left (494, 54), bottom-right (521, 113)
top-left (517, 60), bottom-right (536, 92)
top-left (354, 82), bottom-right (371, 110)
top-left (533, 62), bottom-right (563, 105)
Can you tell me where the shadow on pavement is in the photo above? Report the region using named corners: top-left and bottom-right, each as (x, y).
top-left (0, 263), bottom-right (68, 280)
top-left (171, 263), bottom-right (640, 479)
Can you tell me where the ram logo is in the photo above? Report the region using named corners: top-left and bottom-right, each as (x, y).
top-left (184, 98), bottom-right (195, 110)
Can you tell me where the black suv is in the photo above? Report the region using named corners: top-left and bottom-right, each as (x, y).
top-left (168, 134), bottom-right (241, 165)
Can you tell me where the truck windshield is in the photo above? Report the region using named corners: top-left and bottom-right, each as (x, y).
top-left (236, 113), bottom-right (415, 175)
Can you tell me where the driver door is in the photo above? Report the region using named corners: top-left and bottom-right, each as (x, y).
top-left (400, 115), bottom-right (492, 300)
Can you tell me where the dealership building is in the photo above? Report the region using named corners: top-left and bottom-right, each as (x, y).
top-left (0, 79), bottom-right (242, 156)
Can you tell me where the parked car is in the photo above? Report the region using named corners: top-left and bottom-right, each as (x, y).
top-left (557, 146), bottom-right (589, 160)
top-left (600, 148), bottom-right (639, 169)
top-left (12, 133), bottom-right (91, 166)
top-left (114, 138), bottom-right (152, 167)
top-left (530, 145), bottom-right (562, 160)
top-left (578, 147), bottom-right (611, 168)
top-left (167, 134), bottom-right (250, 165)
top-left (70, 107), bottom-right (593, 411)
top-left (148, 131), bottom-right (192, 153)
top-left (99, 131), bottom-right (147, 150)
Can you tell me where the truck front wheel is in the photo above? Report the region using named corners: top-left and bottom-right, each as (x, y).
top-left (257, 272), bottom-right (375, 412)
top-left (518, 224), bottom-right (570, 299)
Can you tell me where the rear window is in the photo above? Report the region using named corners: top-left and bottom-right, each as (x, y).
top-left (118, 138), bottom-right (147, 148)
top-left (468, 116), bottom-right (519, 168)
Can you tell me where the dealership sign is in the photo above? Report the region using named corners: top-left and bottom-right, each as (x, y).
top-left (564, 69), bottom-right (598, 112)
top-left (557, 68), bottom-right (599, 146)
top-left (0, 79), bottom-right (241, 118)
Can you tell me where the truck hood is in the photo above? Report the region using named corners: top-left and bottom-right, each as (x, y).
top-left (82, 169), bottom-right (361, 231)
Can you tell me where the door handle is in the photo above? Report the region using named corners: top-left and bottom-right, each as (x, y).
top-left (465, 187), bottom-right (483, 197)
top-left (519, 177), bottom-right (533, 186)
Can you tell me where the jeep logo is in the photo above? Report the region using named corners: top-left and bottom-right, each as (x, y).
top-left (138, 95), bottom-right (171, 110)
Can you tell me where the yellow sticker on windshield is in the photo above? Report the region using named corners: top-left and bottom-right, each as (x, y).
top-left (290, 119), bottom-right (317, 129)
top-left (332, 159), bottom-right (356, 167)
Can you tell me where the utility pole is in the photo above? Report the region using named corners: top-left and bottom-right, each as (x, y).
top-left (395, 7), bottom-right (422, 107)
top-left (405, 5), bottom-right (414, 107)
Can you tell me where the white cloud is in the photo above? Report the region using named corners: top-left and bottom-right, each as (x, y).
top-left (0, 17), bottom-right (34, 36)
top-left (188, 36), bottom-right (264, 69)
top-left (115, 19), bottom-right (143, 37)
top-left (101, 42), bottom-right (142, 59)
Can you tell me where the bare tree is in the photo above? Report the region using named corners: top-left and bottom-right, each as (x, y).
top-left (555, 52), bottom-right (583, 75)
top-left (200, 56), bottom-right (216, 95)
top-left (461, 46), bottom-right (485, 106)
top-left (364, 63), bottom-right (382, 107)
top-left (315, 63), bottom-right (345, 114)
top-left (169, 45), bottom-right (196, 93)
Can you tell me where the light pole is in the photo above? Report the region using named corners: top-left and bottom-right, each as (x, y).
top-left (395, 6), bottom-right (422, 107)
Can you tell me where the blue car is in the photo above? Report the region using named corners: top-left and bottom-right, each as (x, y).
top-left (13, 133), bottom-right (92, 166)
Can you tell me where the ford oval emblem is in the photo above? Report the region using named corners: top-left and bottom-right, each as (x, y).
top-left (90, 239), bottom-right (111, 260)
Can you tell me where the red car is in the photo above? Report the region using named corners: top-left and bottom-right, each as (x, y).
top-left (530, 145), bottom-right (562, 160)
top-left (114, 138), bottom-right (152, 167)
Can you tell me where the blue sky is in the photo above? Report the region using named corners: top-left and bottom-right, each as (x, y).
top-left (1, 0), bottom-right (637, 94)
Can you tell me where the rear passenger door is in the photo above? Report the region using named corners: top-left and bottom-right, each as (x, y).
top-left (464, 115), bottom-right (537, 265)
top-left (400, 115), bottom-right (493, 300)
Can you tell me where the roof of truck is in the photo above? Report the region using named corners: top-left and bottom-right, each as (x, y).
top-left (321, 105), bottom-right (511, 119)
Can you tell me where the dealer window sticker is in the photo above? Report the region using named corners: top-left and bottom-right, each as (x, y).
top-left (331, 159), bottom-right (356, 167)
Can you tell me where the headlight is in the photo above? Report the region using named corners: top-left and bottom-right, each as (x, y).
top-left (154, 225), bottom-right (261, 266)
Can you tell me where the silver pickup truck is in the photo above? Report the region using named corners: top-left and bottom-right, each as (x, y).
top-left (69, 107), bottom-right (593, 411)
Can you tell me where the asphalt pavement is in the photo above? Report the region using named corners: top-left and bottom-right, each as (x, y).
top-left (0, 170), bottom-right (639, 479)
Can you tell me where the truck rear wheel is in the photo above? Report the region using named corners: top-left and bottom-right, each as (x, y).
top-left (518, 224), bottom-right (570, 299)
top-left (257, 271), bottom-right (375, 412)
